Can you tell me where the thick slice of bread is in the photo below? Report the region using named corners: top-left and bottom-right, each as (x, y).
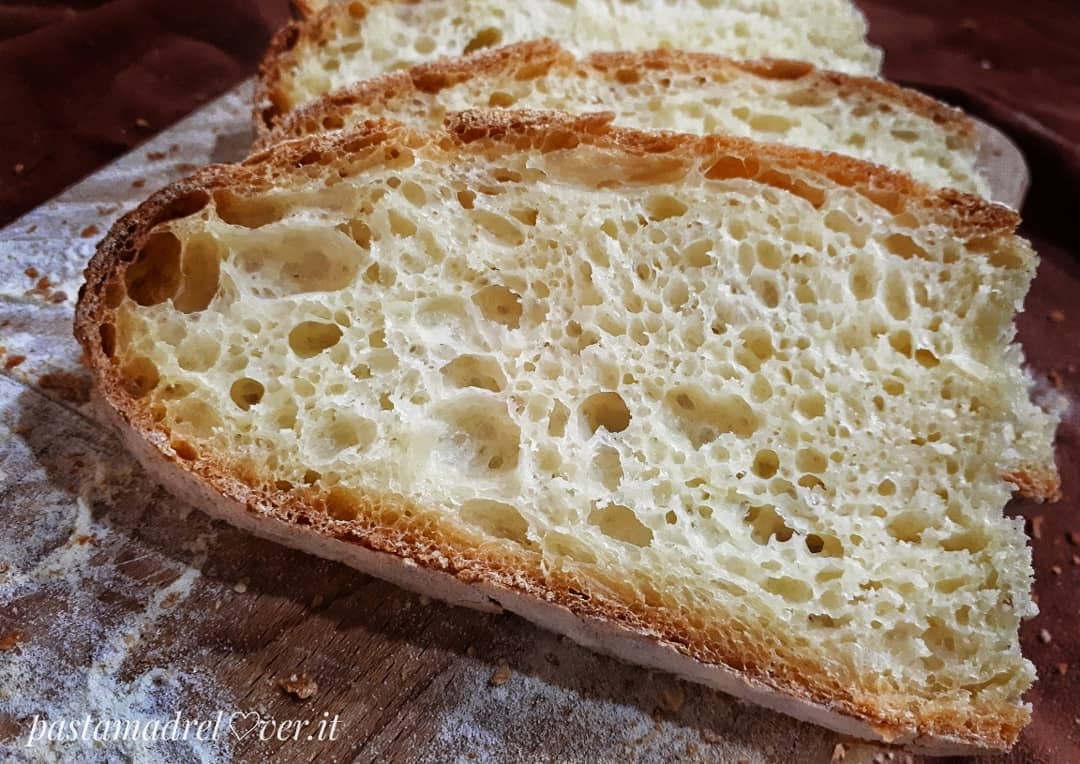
top-left (260, 40), bottom-right (990, 198)
top-left (76, 111), bottom-right (1057, 753)
top-left (256, 0), bottom-right (883, 134)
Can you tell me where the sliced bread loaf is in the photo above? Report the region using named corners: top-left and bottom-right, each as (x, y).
top-left (259, 40), bottom-right (990, 197)
top-left (256, 0), bottom-right (882, 134)
top-left (76, 111), bottom-right (1057, 753)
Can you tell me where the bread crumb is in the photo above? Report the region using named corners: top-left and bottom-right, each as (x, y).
top-left (1052, 565), bottom-right (1063, 575)
top-left (0, 631), bottom-right (23, 651)
top-left (132, 178), bottom-right (146, 189)
top-left (658, 684), bottom-right (685, 713)
top-left (465, 645), bottom-right (476, 658)
top-left (135, 118), bottom-right (151, 129)
top-left (488, 661), bottom-right (511, 687)
top-left (4, 355), bottom-right (26, 370)
top-left (1049, 309), bottom-right (1066, 323)
top-left (1038, 629), bottom-right (1052, 644)
top-left (1057, 663), bottom-right (1069, 676)
top-left (831, 743), bottom-right (847, 763)
top-left (1067, 531), bottom-right (1080, 546)
top-left (13, 163), bottom-right (25, 175)
top-left (49, 291), bottom-right (68, 304)
top-left (979, 59), bottom-right (993, 70)
top-left (1030, 515), bottom-right (1045, 540)
top-left (279, 672), bottom-right (318, 701)
top-left (80, 225), bottom-right (99, 238)
top-left (24, 267), bottom-right (38, 278)
top-left (1048, 370), bottom-right (1065, 389)
top-left (1071, 555), bottom-right (1080, 566)
top-left (233, 579), bottom-right (248, 594)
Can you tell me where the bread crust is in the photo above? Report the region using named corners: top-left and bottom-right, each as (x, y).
top-left (75, 113), bottom-right (1046, 753)
top-left (255, 39), bottom-right (976, 153)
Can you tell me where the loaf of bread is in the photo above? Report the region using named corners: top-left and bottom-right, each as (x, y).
top-left (76, 111), bottom-right (1058, 753)
top-left (256, 0), bottom-right (882, 134)
top-left (260, 40), bottom-right (990, 197)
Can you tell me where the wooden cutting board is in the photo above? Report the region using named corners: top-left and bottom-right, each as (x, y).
top-left (0, 84), bottom-right (1036, 763)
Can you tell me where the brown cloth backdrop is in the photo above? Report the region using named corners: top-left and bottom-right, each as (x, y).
top-left (1, 2), bottom-right (1077, 762)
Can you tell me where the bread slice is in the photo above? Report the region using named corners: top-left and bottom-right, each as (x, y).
top-left (76, 110), bottom-right (1057, 753)
top-left (259, 40), bottom-right (990, 197)
top-left (255, 0), bottom-right (883, 134)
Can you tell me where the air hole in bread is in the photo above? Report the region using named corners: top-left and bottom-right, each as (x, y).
top-left (796, 447), bottom-right (828, 474)
top-left (289, 321), bottom-right (343, 358)
top-left (104, 279), bottom-right (126, 309)
top-left (547, 400), bottom-right (570, 437)
top-left (916, 349), bottom-right (941, 368)
top-left (461, 499), bottom-right (531, 545)
top-left (544, 532), bottom-right (597, 564)
top-left (321, 114), bottom-right (345, 130)
top-left (806, 533), bottom-right (844, 557)
top-left (437, 397), bottom-right (520, 474)
top-left (169, 397), bottom-right (221, 439)
top-left (121, 355), bottom-right (159, 398)
top-left (473, 285), bottom-right (523, 328)
top-left (748, 114), bottom-right (794, 134)
top-left (214, 190), bottom-right (285, 228)
top-left (173, 235), bottom-right (221, 313)
top-left (888, 510), bottom-right (930, 543)
top-left (386, 209), bottom-right (417, 238)
top-left (667, 387), bottom-right (758, 446)
top-left (171, 439), bottom-right (197, 461)
top-left (463, 26), bottom-right (502, 55)
top-left (441, 355), bottom-right (506, 393)
top-left (794, 392), bottom-right (824, 419)
top-left (472, 209), bottom-right (526, 246)
top-left (320, 413), bottom-right (376, 457)
top-left (745, 505), bottom-right (794, 544)
top-left (581, 392), bottom-right (631, 435)
top-left (645, 194), bottom-right (689, 221)
top-left (177, 334), bottom-right (220, 372)
top-left (125, 231), bottom-right (182, 306)
top-left (147, 190), bottom-right (210, 230)
top-left (752, 449), bottom-right (780, 479)
top-left (488, 91), bottom-right (516, 108)
top-left (343, 220), bottom-right (372, 249)
top-left (230, 378), bottom-right (265, 410)
top-left (589, 503), bottom-right (653, 547)
top-left (99, 323), bottom-right (117, 357)
top-left (764, 576), bottom-right (813, 603)
top-left (593, 445), bottom-right (623, 490)
top-left (704, 154), bottom-right (759, 181)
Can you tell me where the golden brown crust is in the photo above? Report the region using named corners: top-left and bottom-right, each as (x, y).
top-left (255, 38), bottom-right (976, 152)
top-left (1004, 468), bottom-right (1062, 503)
top-left (76, 113), bottom-right (1039, 751)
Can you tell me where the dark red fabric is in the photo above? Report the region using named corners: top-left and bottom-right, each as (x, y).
top-left (0, 2), bottom-right (1077, 761)
top-left (0, 1), bottom-right (290, 224)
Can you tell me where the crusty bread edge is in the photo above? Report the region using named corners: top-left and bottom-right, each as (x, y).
top-left (254, 38), bottom-right (976, 152)
top-left (95, 392), bottom-right (991, 758)
top-left (74, 113), bottom-right (1048, 752)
